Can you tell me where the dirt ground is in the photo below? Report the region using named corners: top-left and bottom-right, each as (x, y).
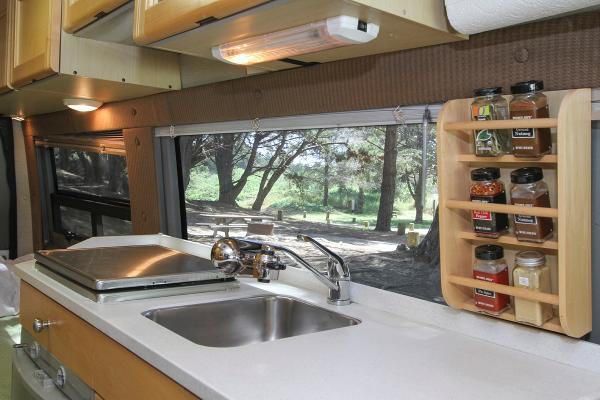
top-left (186, 202), bottom-right (444, 304)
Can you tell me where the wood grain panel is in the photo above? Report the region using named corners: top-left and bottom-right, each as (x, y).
top-left (23, 132), bottom-right (44, 251)
top-left (62, 0), bottom-right (129, 33)
top-left (20, 282), bottom-right (199, 399)
top-left (19, 282), bottom-right (50, 347)
top-left (124, 127), bottom-right (161, 234)
top-left (0, 0), bottom-right (12, 94)
top-left (133, 0), bottom-right (268, 45)
top-left (23, 11), bottom-right (600, 136)
top-left (10, 0), bottom-right (61, 88)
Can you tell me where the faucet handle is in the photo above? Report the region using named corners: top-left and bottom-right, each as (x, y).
top-left (211, 238), bottom-right (246, 275)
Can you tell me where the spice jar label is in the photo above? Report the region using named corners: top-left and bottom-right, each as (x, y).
top-left (470, 193), bottom-right (508, 235)
top-left (473, 269), bottom-right (509, 312)
top-left (512, 192), bottom-right (553, 241)
top-left (518, 276), bottom-right (530, 286)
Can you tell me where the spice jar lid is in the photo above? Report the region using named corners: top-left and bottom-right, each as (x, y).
top-left (511, 80), bottom-right (544, 94)
top-left (475, 245), bottom-right (504, 260)
top-left (471, 167), bottom-right (501, 181)
top-left (516, 250), bottom-right (546, 267)
top-left (510, 167), bottom-right (543, 184)
top-left (474, 87), bottom-right (502, 97)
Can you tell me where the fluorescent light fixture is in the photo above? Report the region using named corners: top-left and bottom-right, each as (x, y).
top-left (11, 115), bottom-right (25, 121)
top-left (211, 15), bottom-right (379, 65)
top-left (63, 98), bottom-right (103, 112)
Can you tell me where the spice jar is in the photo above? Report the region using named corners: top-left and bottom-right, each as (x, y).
top-left (510, 167), bottom-right (554, 243)
top-left (470, 87), bottom-right (511, 156)
top-left (470, 168), bottom-right (509, 238)
top-left (509, 80), bottom-right (552, 158)
top-left (473, 245), bottom-right (509, 315)
top-left (513, 251), bottom-right (553, 326)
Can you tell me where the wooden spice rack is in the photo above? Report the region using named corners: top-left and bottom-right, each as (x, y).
top-left (437, 89), bottom-right (591, 337)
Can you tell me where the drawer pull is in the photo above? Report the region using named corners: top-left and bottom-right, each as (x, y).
top-left (33, 318), bottom-right (52, 333)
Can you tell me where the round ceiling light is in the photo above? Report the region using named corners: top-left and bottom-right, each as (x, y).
top-left (63, 98), bottom-right (103, 112)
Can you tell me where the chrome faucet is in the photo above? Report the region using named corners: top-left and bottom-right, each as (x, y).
top-left (211, 235), bottom-right (351, 306)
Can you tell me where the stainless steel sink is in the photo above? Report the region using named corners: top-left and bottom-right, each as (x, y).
top-left (142, 295), bottom-right (360, 348)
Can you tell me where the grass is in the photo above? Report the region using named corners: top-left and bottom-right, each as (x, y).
top-left (186, 166), bottom-right (435, 228)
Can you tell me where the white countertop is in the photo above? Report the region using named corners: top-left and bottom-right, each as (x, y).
top-left (14, 235), bottom-right (600, 400)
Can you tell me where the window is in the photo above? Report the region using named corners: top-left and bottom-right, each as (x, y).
top-left (171, 108), bottom-right (442, 303)
top-left (36, 133), bottom-right (133, 247)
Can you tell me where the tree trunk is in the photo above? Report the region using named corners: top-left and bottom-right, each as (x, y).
top-left (322, 162), bottom-right (330, 207)
top-left (215, 134), bottom-right (237, 204)
top-left (413, 207), bottom-right (439, 266)
top-left (357, 187), bottom-right (365, 213)
top-left (375, 125), bottom-right (398, 232)
top-left (414, 170), bottom-right (424, 223)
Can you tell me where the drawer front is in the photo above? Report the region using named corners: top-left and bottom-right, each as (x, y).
top-left (20, 282), bottom-right (199, 400)
top-left (20, 282), bottom-right (51, 348)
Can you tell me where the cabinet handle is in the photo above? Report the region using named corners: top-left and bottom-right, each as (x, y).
top-left (33, 318), bottom-right (52, 333)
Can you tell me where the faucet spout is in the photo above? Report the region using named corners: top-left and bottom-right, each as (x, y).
top-left (211, 236), bottom-right (351, 306)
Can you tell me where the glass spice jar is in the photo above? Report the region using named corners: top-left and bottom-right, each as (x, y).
top-left (473, 245), bottom-right (510, 315)
top-left (470, 87), bottom-right (511, 157)
top-left (510, 167), bottom-right (554, 243)
top-left (513, 251), bottom-right (553, 326)
top-left (469, 168), bottom-right (509, 238)
top-left (509, 80), bottom-right (552, 158)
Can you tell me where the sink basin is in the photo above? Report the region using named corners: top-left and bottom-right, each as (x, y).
top-left (142, 295), bottom-right (360, 348)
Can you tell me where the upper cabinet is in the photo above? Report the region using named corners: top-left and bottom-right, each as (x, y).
top-left (142, 0), bottom-right (467, 70)
top-left (133, 0), bottom-right (268, 45)
top-left (62, 0), bottom-right (129, 33)
top-left (0, 0), bottom-right (11, 93)
top-left (10, 0), bottom-right (61, 88)
top-left (0, 0), bottom-right (181, 117)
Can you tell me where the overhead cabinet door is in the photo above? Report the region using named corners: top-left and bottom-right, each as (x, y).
top-left (0, 0), bottom-right (11, 93)
top-left (10, 0), bottom-right (61, 88)
top-left (133, 0), bottom-right (268, 45)
top-left (63, 0), bottom-right (130, 33)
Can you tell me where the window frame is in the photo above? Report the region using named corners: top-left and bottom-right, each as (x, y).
top-left (36, 137), bottom-right (133, 247)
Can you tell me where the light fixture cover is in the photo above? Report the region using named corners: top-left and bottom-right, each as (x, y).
top-left (63, 98), bottom-right (103, 112)
top-left (11, 115), bottom-right (25, 121)
top-left (211, 15), bottom-right (379, 65)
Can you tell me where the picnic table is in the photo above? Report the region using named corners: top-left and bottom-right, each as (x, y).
top-left (195, 213), bottom-right (276, 237)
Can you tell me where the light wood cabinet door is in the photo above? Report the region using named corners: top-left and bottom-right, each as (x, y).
top-left (133, 0), bottom-right (267, 45)
top-left (62, 0), bottom-right (129, 33)
top-left (0, 0), bottom-right (11, 93)
top-left (20, 282), bottom-right (200, 399)
top-left (10, 0), bottom-right (61, 88)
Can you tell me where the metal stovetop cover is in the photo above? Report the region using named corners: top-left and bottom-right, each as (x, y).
top-left (34, 245), bottom-right (229, 291)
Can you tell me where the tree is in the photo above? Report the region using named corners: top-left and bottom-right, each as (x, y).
top-left (375, 125), bottom-right (398, 231)
top-left (250, 129), bottom-right (332, 210)
top-left (179, 135), bottom-right (214, 190)
top-left (396, 124), bottom-right (437, 223)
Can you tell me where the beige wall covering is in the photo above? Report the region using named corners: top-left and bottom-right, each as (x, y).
top-left (12, 121), bottom-right (32, 256)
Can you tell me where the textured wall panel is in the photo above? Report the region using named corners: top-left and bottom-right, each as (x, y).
top-left (24, 11), bottom-right (600, 136)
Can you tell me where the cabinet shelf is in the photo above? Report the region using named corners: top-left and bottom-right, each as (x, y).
top-left (456, 154), bottom-right (558, 166)
top-left (447, 275), bottom-right (559, 305)
top-left (445, 200), bottom-right (558, 218)
top-left (437, 89), bottom-right (592, 338)
top-left (456, 231), bottom-right (558, 252)
top-left (460, 299), bottom-right (564, 334)
top-left (444, 118), bottom-right (558, 131)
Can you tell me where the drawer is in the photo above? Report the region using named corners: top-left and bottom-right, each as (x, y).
top-left (20, 282), bottom-right (199, 399)
top-left (20, 282), bottom-right (51, 348)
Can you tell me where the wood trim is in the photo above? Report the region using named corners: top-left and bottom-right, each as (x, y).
top-left (134, 0), bottom-right (268, 45)
top-left (10, 0), bottom-right (61, 88)
top-left (62, 0), bottom-right (129, 34)
top-left (23, 11), bottom-right (600, 136)
top-left (20, 282), bottom-right (199, 399)
top-left (124, 127), bottom-right (161, 234)
top-left (23, 132), bottom-right (44, 250)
